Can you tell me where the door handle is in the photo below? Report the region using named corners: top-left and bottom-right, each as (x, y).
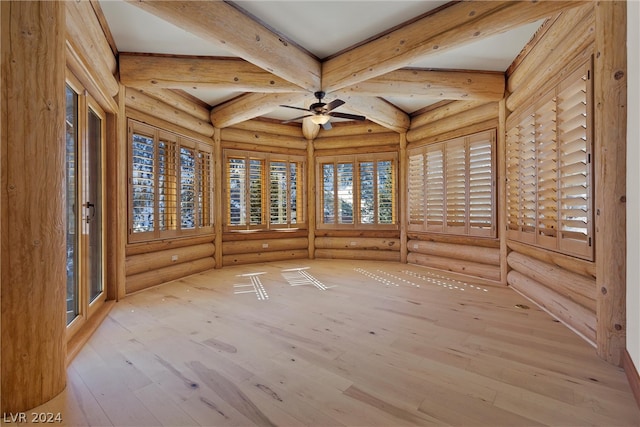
top-left (84, 202), bottom-right (95, 224)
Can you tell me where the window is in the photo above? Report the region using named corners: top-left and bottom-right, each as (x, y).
top-left (408, 129), bottom-right (496, 237)
top-left (128, 120), bottom-right (213, 242)
top-left (506, 61), bottom-right (593, 260)
top-left (224, 150), bottom-right (304, 230)
top-left (318, 153), bottom-right (397, 229)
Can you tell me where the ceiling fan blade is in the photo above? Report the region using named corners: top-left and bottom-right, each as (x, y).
top-left (325, 99), bottom-right (345, 112)
top-left (280, 105), bottom-right (311, 113)
top-left (282, 114), bottom-right (312, 124)
top-left (329, 112), bottom-right (366, 121)
top-left (321, 121), bottom-right (332, 131)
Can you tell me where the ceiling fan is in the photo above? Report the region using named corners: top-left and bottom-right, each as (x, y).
top-left (280, 91), bottom-right (365, 130)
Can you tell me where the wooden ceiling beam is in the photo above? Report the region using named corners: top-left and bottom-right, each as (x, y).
top-left (126, 0), bottom-right (320, 91)
top-left (341, 68), bottom-right (505, 101)
top-left (119, 54), bottom-right (305, 93)
top-left (333, 93), bottom-right (410, 133)
top-left (210, 92), bottom-right (309, 129)
top-left (322, 1), bottom-right (586, 92)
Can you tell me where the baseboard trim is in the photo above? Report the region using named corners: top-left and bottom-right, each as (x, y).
top-left (622, 349), bottom-right (640, 409)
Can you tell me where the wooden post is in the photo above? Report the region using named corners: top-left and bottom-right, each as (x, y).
top-left (1, 1), bottom-right (67, 411)
top-left (213, 128), bottom-right (223, 268)
top-left (109, 84), bottom-right (127, 301)
top-left (307, 139), bottom-right (316, 259)
top-left (594, 0), bottom-right (627, 365)
top-left (498, 98), bottom-right (508, 285)
top-left (399, 132), bottom-right (408, 263)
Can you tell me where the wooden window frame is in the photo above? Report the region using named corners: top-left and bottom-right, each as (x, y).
top-left (506, 60), bottom-right (594, 260)
top-left (317, 152), bottom-right (399, 230)
top-left (127, 119), bottom-right (213, 243)
top-left (223, 149), bottom-right (306, 232)
top-left (407, 129), bottom-right (497, 238)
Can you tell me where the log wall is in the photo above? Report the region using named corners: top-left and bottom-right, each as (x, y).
top-left (406, 100), bottom-right (501, 284)
top-left (504, 3), bottom-right (599, 347)
top-left (222, 231), bottom-right (309, 266)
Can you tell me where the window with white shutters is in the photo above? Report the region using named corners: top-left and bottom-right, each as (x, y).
top-left (318, 153), bottom-right (397, 229)
top-left (407, 129), bottom-right (496, 237)
top-left (224, 149), bottom-right (305, 231)
top-left (506, 61), bottom-right (592, 260)
top-left (128, 119), bottom-right (213, 242)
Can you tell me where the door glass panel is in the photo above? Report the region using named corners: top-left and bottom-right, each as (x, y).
top-left (87, 109), bottom-right (103, 303)
top-left (65, 85), bottom-right (79, 325)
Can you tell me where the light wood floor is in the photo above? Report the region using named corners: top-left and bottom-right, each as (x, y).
top-left (28, 259), bottom-right (640, 426)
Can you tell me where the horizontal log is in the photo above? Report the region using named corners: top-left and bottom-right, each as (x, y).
top-left (315, 229), bottom-right (400, 239)
top-left (232, 119), bottom-right (304, 138)
top-left (342, 69), bottom-right (505, 102)
top-left (407, 240), bottom-right (500, 266)
top-left (65, 0), bottom-right (118, 97)
top-left (506, 240), bottom-right (595, 278)
top-left (314, 144), bottom-right (399, 157)
top-left (127, 109), bottom-right (215, 145)
top-left (135, 87), bottom-right (210, 122)
top-left (126, 257), bottom-right (215, 294)
top-left (211, 92), bottom-right (308, 129)
top-left (222, 249), bottom-right (308, 266)
top-left (407, 102), bottom-right (498, 143)
top-left (220, 141), bottom-right (306, 157)
top-left (407, 252), bottom-right (501, 282)
top-left (410, 100), bottom-right (486, 130)
top-left (315, 249), bottom-right (401, 262)
top-left (313, 133), bottom-right (400, 151)
top-left (126, 243), bottom-right (215, 276)
top-left (507, 3), bottom-right (594, 93)
top-left (65, 40), bottom-right (118, 113)
top-left (126, 234), bottom-right (214, 256)
top-left (221, 128), bottom-right (307, 150)
top-left (316, 121), bottom-right (393, 137)
top-left (507, 251), bottom-right (596, 312)
top-left (315, 237), bottom-right (400, 251)
top-left (125, 88), bottom-right (214, 137)
top-left (222, 237), bottom-right (308, 255)
top-left (333, 93), bottom-right (410, 133)
top-left (407, 119), bottom-right (498, 149)
top-left (508, 270), bottom-right (596, 345)
top-left (223, 229), bottom-right (308, 241)
top-left (407, 232), bottom-right (499, 248)
top-left (119, 54), bottom-right (304, 93)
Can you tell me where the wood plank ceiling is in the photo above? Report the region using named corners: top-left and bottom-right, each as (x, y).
top-left (101, 1), bottom-right (585, 133)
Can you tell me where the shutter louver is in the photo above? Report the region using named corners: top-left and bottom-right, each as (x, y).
top-left (228, 158), bottom-right (246, 226)
top-left (468, 131), bottom-right (494, 236)
top-left (425, 146), bottom-right (444, 231)
top-left (337, 163), bottom-right (354, 224)
top-left (132, 132), bottom-right (156, 233)
top-left (557, 65), bottom-right (591, 257)
top-left (519, 111), bottom-right (537, 240)
top-left (249, 159), bottom-right (263, 225)
top-left (269, 161), bottom-right (288, 225)
top-left (445, 138), bottom-right (466, 232)
top-left (535, 96), bottom-right (558, 244)
top-left (377, 160), bottom-right (394, 224)
top-left (359, 161), bottom-right (375, 224)
top-left (197, 150), bottom-right (212, 228)
top-left (180, 146), bottom-right (196, 229)
top-left (290, 162), bottom-right (299, 224)
top-left (506, 125), bottom-right (520, 234)
top-left (408, 153), bottom-right (425, 227)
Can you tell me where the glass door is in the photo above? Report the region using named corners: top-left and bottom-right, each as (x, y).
top-left (65, 77), bottom-right (106, 332)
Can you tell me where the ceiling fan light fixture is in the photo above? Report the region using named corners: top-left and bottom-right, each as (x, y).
top-left (311, 115), bottom-right (330, 125)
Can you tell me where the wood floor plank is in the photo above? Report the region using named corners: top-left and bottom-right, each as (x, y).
top-left (33, 259), bottom-right (639, 426)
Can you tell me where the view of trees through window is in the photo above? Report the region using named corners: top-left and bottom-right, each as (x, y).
top-left (129, 120), bottom-right (213, 241)
top-left (225, 150), bottom-right (304, 230)
top-left (320, 154), bottom-right (397, 228)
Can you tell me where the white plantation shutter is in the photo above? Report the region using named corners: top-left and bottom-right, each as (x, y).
top-left (408, 153), bottom-right (425, 226)
top-left (535, 96), bottom-right (558, 246)
top-left (505, 60), bottom-right (592, 260)
top-left (425, 146), bottom-right (444, 231)
top-left (557, 64), bottom-right (591, 257)
top-left (197, 150), bottom-right (213, 228)
top-left (377, 160), bottom-right (394, 224)
top-left (468, 131), bottom-right (495, 236)
top-left (249, 159), bottom-right (264, 225)
top-left (408, 129), bottom-right (496, 236)
top-left (131, 131), bottom-right (156, 235)
top-left (180, 146), bottom-right (196, 230)
top-left (337, 162), bottom-right (354, 224)
top-left (227, 157), bottom-right (246, 226)
top-left (270, 161), bottom-right (288, 225)
top-left (359, 161), bottom-right (375, 224)
top-left (445, 137), bottom-right (467, 232)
